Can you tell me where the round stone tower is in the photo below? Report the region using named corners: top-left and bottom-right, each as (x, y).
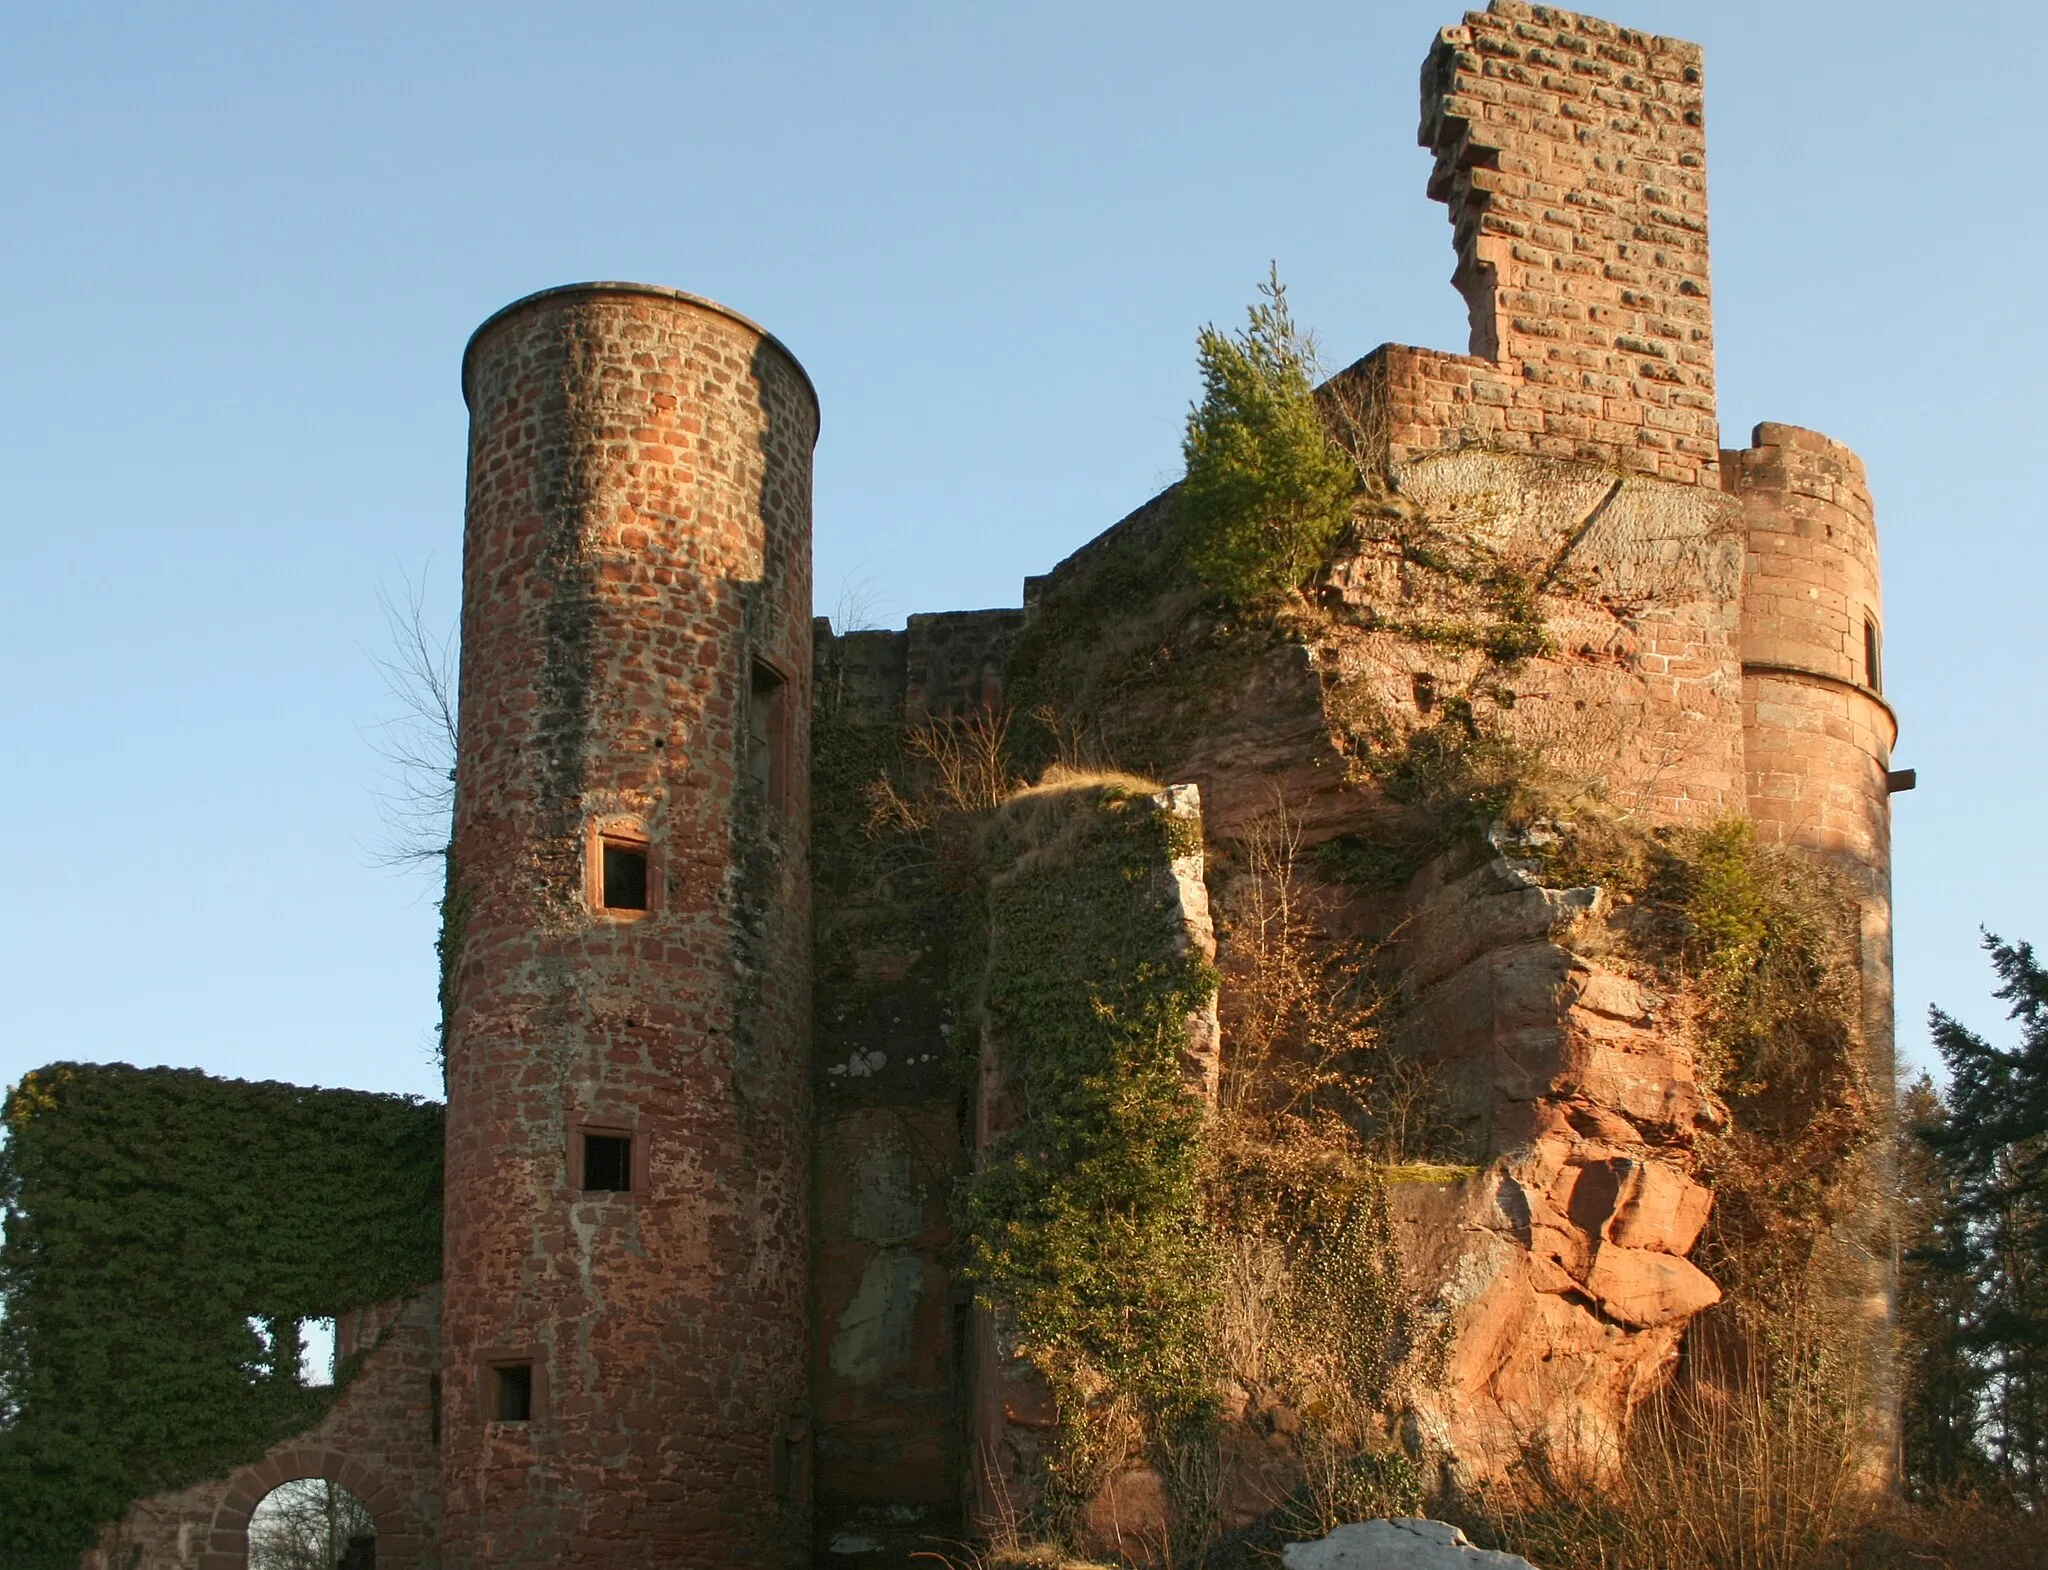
top-left (1729, 419), bottom-right (1898, 1470)
top-left (441, 283), bottom-right (817, 1567)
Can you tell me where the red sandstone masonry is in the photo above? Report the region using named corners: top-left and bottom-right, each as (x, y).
top-left (1728, 422), bottom-right (1891, 871)
top-left (1728, 419), bottom-right (1898, 1476)
top-left (444, 285), bottom-right (817, 1568)
top-left (1397, 1), bottom-right (1718, 483)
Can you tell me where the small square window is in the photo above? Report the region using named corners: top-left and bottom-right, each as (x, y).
top-left (582, 1133), bottom-right (632, 1194)
top-left (601, 840), bottom-right (648, 911)
top-left (494, 1363), bottom-right (532, 1423)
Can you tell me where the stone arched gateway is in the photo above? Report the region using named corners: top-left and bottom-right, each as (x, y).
top-left (197, 1448), bottom-right (421, 1570)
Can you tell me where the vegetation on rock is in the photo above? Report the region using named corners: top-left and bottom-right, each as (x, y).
top-left (1179, 268), bottom-right (1358, 605)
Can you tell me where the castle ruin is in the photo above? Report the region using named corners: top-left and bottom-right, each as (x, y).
top-left (79, 4), bottom-right (1900, 1565)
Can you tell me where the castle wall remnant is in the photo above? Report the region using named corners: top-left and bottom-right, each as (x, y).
top-left (442, 284), bottom-right (818, 1567)
top-left (85, 1294), bottom-right (442, 1570)
top-left (1350, 3), bottom-right (1715, 487)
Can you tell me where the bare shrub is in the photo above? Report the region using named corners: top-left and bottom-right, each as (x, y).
top-left (1195, 792), bottom-right (1440, 1553)
top-left (365, 571), bottom-right (459, 871)
top-left (1460, 1321), bottom-right (1865, 1570)
top-left (865, 704), bottom-right (1024, 837)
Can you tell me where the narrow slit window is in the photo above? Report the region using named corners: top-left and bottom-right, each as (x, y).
top-left (582, 1132), bottom-right (632, 1194)
top-left (1863, 617), bottom-right (1882, 694)
top-left (600, 839), bottom-right (648, 911)
top-left (749, 661), bottom-right (787, 801)
top-left (494, 1363), bottom-right (533, 1423)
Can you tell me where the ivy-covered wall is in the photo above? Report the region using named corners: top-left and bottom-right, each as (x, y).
top-left (965, 777), bottom-right (1220, 1534)
top-left (0, 1063), bottom-right (442, 1568)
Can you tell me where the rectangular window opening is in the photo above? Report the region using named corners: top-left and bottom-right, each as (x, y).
top-left (297, 1316), bottom-right (336, 1387)
top-left (600, 840), bottom-right (648, 911)
top-left (1863, 617), bottom-right (1882, 695)
top-left (749, 661), bottom-right (787, 800)
top-left (494, 1363), bottom-right (533, 1423)
top-left (582, 1132), bottom-right (633, 1194)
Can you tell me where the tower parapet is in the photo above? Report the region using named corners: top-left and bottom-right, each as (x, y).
top-left (1729, 422), bottom-right (1894, 871)
top-left (443, 283), bottom-right (818, 1567)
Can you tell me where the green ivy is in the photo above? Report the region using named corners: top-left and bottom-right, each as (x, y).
top-left (0, 1064), bottom-right (443, 1568)
top-left (961, 784), bottom-right (1220, 1517)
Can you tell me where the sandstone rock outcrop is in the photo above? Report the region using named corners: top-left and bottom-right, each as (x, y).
top-left (1388, 844), bottom-right (1721, 1481)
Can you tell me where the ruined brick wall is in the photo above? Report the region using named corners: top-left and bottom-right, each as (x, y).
top-left (1392, 1), bottom-right (1716, 482)
top-left (87, 1293), bottom-right (442, 1570)
top-left (444, 284), bottom-right (817, 1568)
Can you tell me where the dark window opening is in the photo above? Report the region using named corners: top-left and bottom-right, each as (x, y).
top-left (582, 1133), bottom-right (632, 1194)
top-left (1863, 617), bottom-right (1883, 694)
top-left (429, 1372), bottom-right (441, 1446)
top-left (494, 1363), bottom-right (532, 1423)
top-left (749, 662), bottom-right (787, 800)
top-left (601, 840), bottom-right (648, 911)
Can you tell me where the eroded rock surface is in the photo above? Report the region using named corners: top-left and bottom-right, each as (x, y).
top-left (1389, 844), bottom-right (1721, 1481)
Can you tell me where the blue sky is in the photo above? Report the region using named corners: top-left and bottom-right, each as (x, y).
top-left (2, 1), bottom-right (2039, 1104)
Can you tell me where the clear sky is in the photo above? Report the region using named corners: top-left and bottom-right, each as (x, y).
top-left (2, 1), bottom-right (2039, 1106)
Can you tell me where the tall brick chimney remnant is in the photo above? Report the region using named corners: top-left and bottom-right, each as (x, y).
top-left (1383, 1), bottom-right (1720, 484)
top-left (442, 283), bottom-right (818, 1567)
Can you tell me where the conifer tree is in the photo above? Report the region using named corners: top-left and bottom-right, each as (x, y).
top-left (1921, 935), bottom-right (2048, 1501)
top-left (1898, 1073), bottom-right (1991, 1495)
top-left (1179, 266), bottom-right (1356, 603)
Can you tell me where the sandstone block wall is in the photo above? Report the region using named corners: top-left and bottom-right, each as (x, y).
top-left (444, 285), bottom-right (818, 1568)
top-left (1321, 444), bottom-right (1747, 826)
top-left (1405, 1), bottom-right (1716, 482)
top-left (805, 608), bottom-right (1037, 1561)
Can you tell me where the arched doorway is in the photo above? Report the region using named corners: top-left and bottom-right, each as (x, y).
top-left (206, 1449), bottom-right (420, 1570)
top-left (248, 1478), bottom-right (375, 1568)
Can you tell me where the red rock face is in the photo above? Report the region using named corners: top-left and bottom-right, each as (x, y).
top-left (442, 285), bottom-right (817, 1568)
top-left (1387, 853), bottom-right (1724, 1481)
